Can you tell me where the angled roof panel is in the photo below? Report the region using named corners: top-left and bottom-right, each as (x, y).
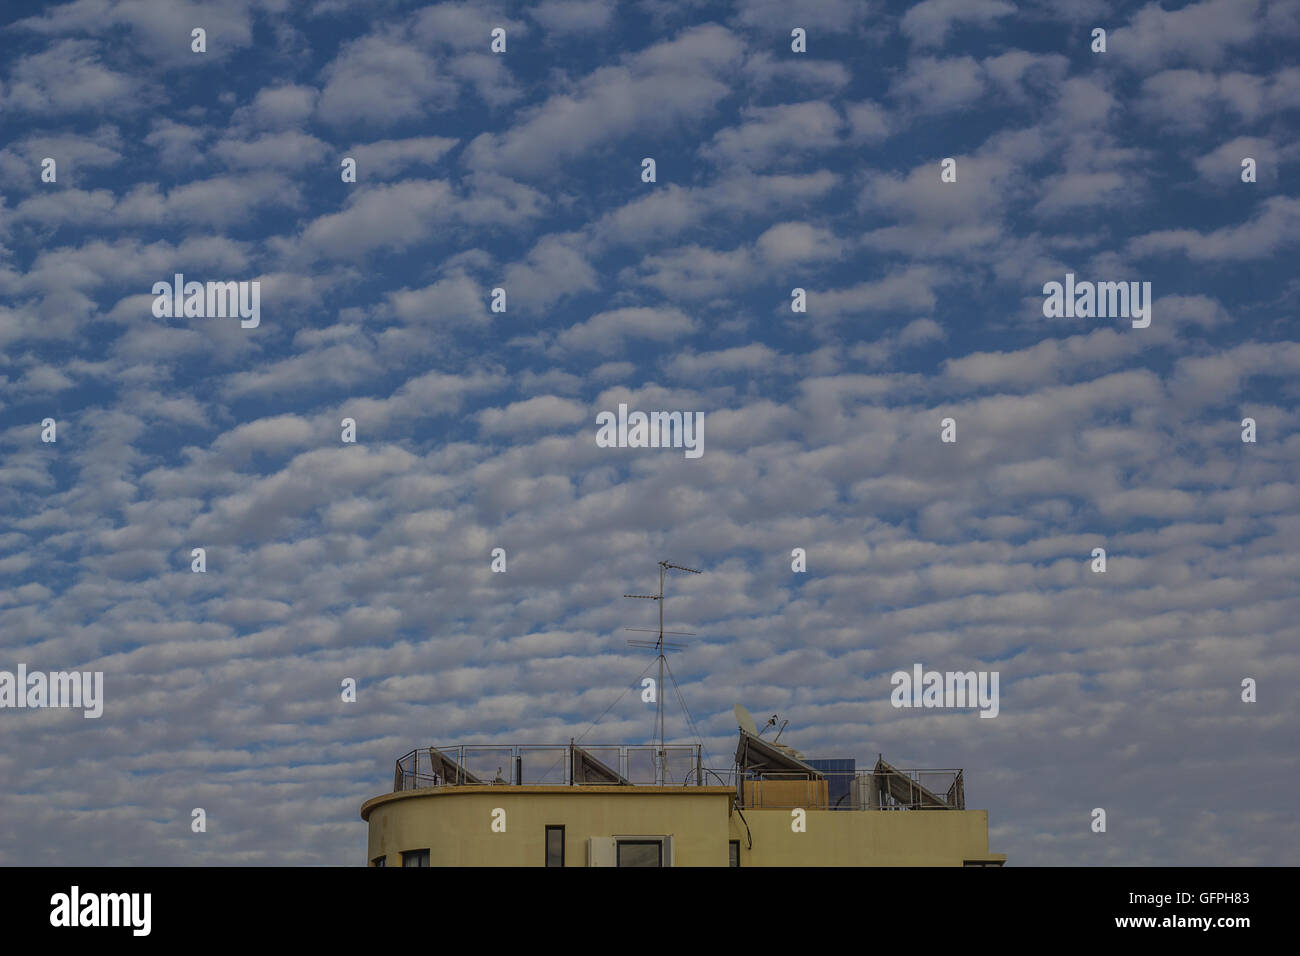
top-left (872, 756), bottom-right (952, 809)
top-left (570, 744), bottom-right (632, 785)
top-left (428, 746), bottom-right (482, 785)
top-left (735, 730), bottom-right (825, 778)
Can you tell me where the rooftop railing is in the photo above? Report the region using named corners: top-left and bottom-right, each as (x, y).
top-left (392, 744), bottom-right (965, 810)
top-left (736, 768), bottom-right (965, 810)
top-left (394, 743), bottom-right (705, 791)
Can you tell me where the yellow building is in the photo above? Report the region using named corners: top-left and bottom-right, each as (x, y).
top-left (359, 738), bottom-right (1006, 867)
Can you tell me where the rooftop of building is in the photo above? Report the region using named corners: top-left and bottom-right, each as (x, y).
top-left (377, 740), bottom-right (969, 815)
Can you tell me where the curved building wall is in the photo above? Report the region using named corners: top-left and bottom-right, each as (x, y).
top-left (362, 785), bottom-right (734, 866)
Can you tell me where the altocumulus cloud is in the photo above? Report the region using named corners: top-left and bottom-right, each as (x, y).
top-left (0, 0), bottom-right (1297, 868)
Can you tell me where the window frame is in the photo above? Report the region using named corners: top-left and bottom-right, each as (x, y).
top-left (400, 848), bottom-right (430, 867)
top-left (545, 825), bottom-right (565, 867)
top-left (615, 839), bottom-right (664, 868)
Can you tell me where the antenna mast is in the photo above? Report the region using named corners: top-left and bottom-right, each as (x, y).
top-left (624, 560), bottom-right (701, 784)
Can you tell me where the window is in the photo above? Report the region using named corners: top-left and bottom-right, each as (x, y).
top-left (545, 826), bottom-right (565, 867)
top-left (616, 840), bottom-right (663, 867)
top-left (372, 856), bottom-right (386, 867)
top-left (401, 849), bottom-right (429, 867)
top-left (729, 840), bottom-right (740, 867)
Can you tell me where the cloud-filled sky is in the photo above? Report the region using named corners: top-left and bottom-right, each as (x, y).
top-left (1, 0), bottom-right (1298, 865)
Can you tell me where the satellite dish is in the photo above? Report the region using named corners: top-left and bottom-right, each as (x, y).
top-left (733, 703), bottom-right (759, 736)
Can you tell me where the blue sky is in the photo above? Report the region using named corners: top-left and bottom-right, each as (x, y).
top-left (1, 0), bottom-right (1298, 865)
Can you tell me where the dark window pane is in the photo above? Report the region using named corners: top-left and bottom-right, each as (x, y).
top-left (372, 856), bottom-right (386, 867)
top-left (546, 826), bottom-right (565, 867)
top-left (617, 841), bottom-right (662, 867)
top-left (401, 849), bottom-right (429, 867)
top-left (729, 841), bottom-right (740, 867)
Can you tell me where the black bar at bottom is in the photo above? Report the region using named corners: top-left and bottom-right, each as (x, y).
top-left (0, 866), bottom-right (1280, 942)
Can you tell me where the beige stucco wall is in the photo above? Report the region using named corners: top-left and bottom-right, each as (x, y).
top-left (361, 786), bottom-right (1005, 866)
top-left (362, 786), bottom-right (735, 866)
top-left (730, 807), bottom-right (1004, 866)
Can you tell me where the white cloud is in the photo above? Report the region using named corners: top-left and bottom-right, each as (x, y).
top-left (318, 34), bottom-right (459, 126)
top-left (529, 0), bottom-right (614, 33)
top-left (900, 0), bottom-right (1016, 47)
top-left (1129, 197), bottom-right (1300, 261)
top-left (554, 306), bottom-right (698, 353)
top-left (756, 222), bottom-right (846, 265)
top-left (1110, 0), bottom-right (1269, 68)
top-left (464, 24), bottom-right (744, 175)
top-left (2, 40), bottom-right (140, 114)
top-left (502, 234), bottom-right (600, 314)
top-left (701, 101), bottom-right (844, 169)
top-left (299, 180), bottom-right (453, 259)
top-left (478, 396), bottom-right (588, 433)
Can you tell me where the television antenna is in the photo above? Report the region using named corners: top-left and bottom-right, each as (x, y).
top-left (624, 560), bottom-right (701, 784)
